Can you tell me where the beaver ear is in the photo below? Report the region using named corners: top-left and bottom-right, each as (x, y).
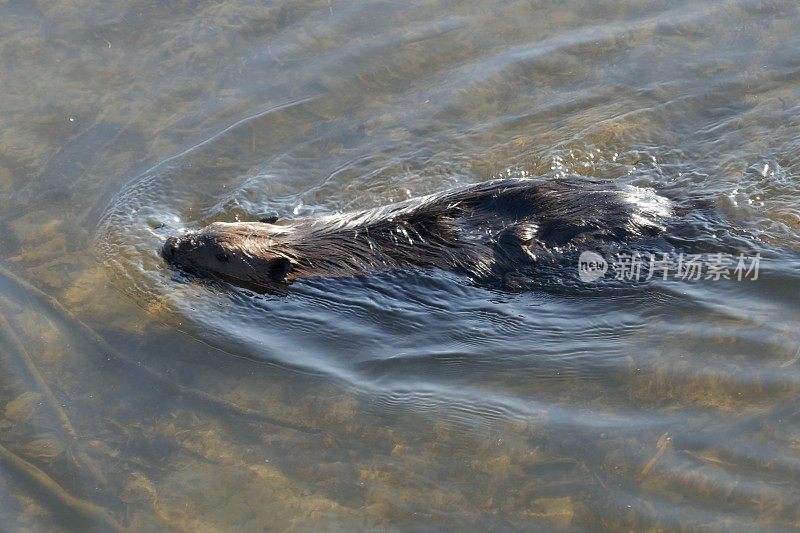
top-left (267, 257), bottom-right (292, 282)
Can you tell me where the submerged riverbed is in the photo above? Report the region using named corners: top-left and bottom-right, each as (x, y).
top-left (1, 0), bottom-right (799, 530)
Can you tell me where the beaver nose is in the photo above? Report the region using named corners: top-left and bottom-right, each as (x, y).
top-left (161, 236), bottom-right (180, 260)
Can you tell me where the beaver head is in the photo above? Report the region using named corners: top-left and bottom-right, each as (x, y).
top-left (161, 221), bottom-right (293, 289)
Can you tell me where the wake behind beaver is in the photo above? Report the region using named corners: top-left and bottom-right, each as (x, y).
top-left (161, 178), bottom-right (674, 293)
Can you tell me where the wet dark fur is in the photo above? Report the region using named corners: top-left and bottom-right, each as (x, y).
top-left (161, 178), bottom-right (674, 292)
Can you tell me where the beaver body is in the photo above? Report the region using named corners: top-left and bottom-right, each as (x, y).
top-left (161, 178), bottom-right (673, 292)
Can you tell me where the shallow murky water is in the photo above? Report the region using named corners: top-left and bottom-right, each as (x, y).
top-left (1, 0), bottom-right (799, 530)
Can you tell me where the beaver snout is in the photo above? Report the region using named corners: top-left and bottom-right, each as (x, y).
top-left (162, 235), bottom-right (197, 263)
top-left (161, 236), bottom-right (180, 261)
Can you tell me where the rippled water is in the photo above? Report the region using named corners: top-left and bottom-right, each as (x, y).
top-left (1, 0), bottom-right (800, 530)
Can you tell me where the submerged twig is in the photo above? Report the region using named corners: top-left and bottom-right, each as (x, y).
top-left (592, 470), bottom-right (609, 491)
top-left (0, 265), bottom-right (314, 432)
top-left (0, 308), bottom-right (107, 485)
top-left (636, 432), bottom-right (670, 481)
top-left (779, 345), bottom-right (800, 368)
top-left (0, 442), bottom-right (122, 532)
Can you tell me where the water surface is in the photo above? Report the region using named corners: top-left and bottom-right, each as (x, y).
top-left (1, 0), bottom-right (799, 530)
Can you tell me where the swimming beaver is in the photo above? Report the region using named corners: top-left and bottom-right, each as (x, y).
top-left (161, 178), bottom-right (673, 292)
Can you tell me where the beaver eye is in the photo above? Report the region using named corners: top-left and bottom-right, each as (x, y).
top-left (215, 253), bottom-right (230, 262)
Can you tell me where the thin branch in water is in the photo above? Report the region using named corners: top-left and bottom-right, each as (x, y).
top-left (636, 432), bottom-right (670, 481)
top-left (0, 305), bottom-right (107, 485)
top-left (0, 442), bottom-right (123, 532)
